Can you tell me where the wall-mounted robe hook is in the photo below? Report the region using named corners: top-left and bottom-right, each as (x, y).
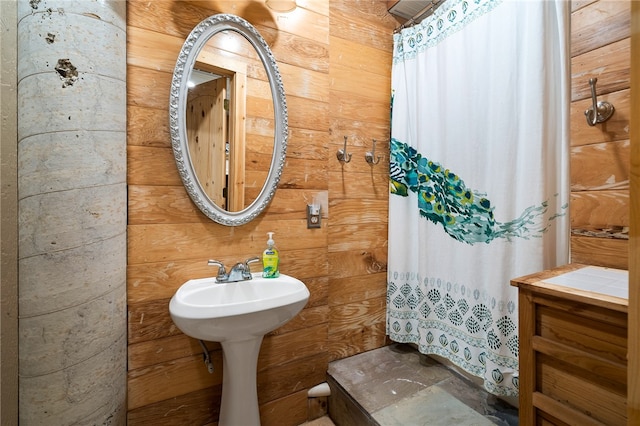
top-left (365, 139), bottom-right (382, 165)
top-left (584, 77), bottom-right (614, 126)
top-left (336, 136), bottom-right (352, 163)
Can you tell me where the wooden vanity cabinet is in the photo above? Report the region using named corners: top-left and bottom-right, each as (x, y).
top-left (512, 264), bottom-right (628, 426)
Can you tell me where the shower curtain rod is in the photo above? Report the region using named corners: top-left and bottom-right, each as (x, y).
top-left (393, 0), bottom-right (443, 33)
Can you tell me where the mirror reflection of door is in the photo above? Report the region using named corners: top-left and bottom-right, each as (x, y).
top-left (187, 73), bottom-right (228, 208)
top-left (185, 29), bottom-right (275, 213)
top-left (187, 56), bottom-right (247, 211)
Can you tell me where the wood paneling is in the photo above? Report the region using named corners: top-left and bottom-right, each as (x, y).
top-left (259, 390), bottom-right (308, 426)
top-left (571, 38), bottom-right (631, 101)
top-left (628, 2), bottom-right (640, 423)
top-left (570, 0), bottom-right (631, 269)
top-left (127, 352), bottom-right (223, 410)
top-left (128, 335), bottom-right (219, 370)
top-left (327, 296), bottom-right (388, 360)
top-left (571, 235), bottom-right (628, 270)
top-left (127, 385), bottom-right (222, 426)
top-left (571, 0), bottom-right (630, 57)
top-left (127, 1), bottom-right (397, 423)
top-left (325, 0), bottom-right (393, 364)
top-left (127, 105), bottom-right (170, 148)
top-left (571, 140), bottom-right (630, 190)
top-left (570, 190), bottom-right (629, 232)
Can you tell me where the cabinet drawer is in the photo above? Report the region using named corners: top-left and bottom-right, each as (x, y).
top-left (537, 353), bottom-right (626, 425)
top-left (536, 302), bottom-right (627, 368)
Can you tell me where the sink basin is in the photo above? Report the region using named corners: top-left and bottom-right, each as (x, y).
top-left (169, 273), bottom-right (310, 342)
top-left (169, 272), bottom-right (309, 425)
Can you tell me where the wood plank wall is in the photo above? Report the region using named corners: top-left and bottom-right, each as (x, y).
top-left (126, 1), bottom-right (397, 424)
top-left (570, 0), bottom-right (631, 269)
top-left (629, 3), bottom-right (639, 423)
top-left (327, 2), bottom-right (396, 360)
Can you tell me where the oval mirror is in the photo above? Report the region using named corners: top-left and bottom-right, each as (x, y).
top-left (169, 14), bottom-right (288, 226)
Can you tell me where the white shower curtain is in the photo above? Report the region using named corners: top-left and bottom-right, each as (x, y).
top-left (387, 0), bottom-right (570, 397)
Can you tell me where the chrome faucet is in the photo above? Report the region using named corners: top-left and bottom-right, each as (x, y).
top-left (208, 257), bottom-right (261, 283)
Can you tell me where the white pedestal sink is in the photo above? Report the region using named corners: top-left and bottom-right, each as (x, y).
top-left (169, 273), bottom-right (309, 426)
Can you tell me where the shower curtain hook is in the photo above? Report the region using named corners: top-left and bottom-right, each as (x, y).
top-left (584, 77), bottom-right (615, 126)
top-left (337, 135), bottom-right (352, 163)
top-left (365, 139), bottom-right (382, 165)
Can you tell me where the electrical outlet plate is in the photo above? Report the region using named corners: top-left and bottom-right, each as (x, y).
top-left (307, 205), bottom-right (321, 228)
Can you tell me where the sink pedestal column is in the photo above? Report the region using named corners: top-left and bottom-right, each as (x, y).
top-left (219, 337), bottom-right (264, 425)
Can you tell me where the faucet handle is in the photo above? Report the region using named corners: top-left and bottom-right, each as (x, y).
top-left (207, 260), bottom-right (227, 280)
top-left (244, 257), bottom-right (261, 278)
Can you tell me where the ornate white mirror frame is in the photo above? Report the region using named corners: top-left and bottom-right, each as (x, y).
top-left (169, 14), bottom-right (288, 226)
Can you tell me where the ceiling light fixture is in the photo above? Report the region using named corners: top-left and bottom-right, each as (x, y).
top-left (265, 0), bottom-right (297, 13)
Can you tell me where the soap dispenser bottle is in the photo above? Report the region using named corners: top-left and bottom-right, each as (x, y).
top-left (262, 232), bottom-right (280, 278)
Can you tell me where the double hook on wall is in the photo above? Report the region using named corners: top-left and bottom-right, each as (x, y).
top-left (336, 136), bottom-right (382, 165)
top-left (584, 77), bottom-right (615, 126)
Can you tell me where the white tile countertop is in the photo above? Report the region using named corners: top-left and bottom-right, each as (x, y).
top-left (541, 265), bottom-right (628, 299)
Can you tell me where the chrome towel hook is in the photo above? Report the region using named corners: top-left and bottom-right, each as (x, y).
top-left (337, 135), bottom-right (352, 163)
top-left (584, 78), bottom-right (614, 126)
top-left (365, 139), bottom-right (382, 165)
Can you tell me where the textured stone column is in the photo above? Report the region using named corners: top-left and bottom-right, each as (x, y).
top-left (2, 1), bottom-right (20, 424)
top-left (17, 1), bottom-right (127, 424)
